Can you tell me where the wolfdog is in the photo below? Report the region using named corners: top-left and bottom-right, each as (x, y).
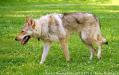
top-left (15, 13), bottom-right (108, 64)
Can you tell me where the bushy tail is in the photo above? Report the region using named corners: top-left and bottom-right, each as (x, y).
top-left (102, 37), bottom-right (108, 45)
top-left (97, 34), bottom-right (108, 45)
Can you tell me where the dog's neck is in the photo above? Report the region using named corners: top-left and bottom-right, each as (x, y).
top-left (32, 19), bottom-right (42, 38)
top-left (32, 16), bottom-right (49, 38)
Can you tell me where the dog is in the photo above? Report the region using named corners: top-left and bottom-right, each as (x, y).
top-left (15, 13), bottom-right (108, 64)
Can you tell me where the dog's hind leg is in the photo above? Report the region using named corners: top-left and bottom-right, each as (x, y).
top-left (60, 38), bottom-right (70, 62)
top-left (96, 34), bottom-right (108, 60)
top-left (87, 44), bottom-right (96, 60)
top-left (95, 40), bottom-right (102, 60)
top-left (82, 42), bottom-right (96, 60)
top-left (40, 42), bottom-right (51, 64)
top-left (80, 32), bottom-right (96, 60)
top-left (97, 45), bottom-right (102, 59)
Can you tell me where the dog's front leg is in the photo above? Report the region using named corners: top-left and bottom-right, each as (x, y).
top-left (60, 38), bottom-right (70, 62)
top-left (40, 42), bottom-right (51, 64)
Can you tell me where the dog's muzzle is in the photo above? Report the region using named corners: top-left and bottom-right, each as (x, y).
top-left (15, 35), bottom-right (31, 45)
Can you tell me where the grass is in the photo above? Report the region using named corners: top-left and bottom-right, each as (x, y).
top-left (0, 0), bottom-right (119, 75)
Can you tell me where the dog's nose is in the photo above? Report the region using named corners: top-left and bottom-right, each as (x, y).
top-left (15, 37), bottom-right (18, 41)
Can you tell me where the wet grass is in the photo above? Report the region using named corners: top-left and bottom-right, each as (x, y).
top-left (0, 0), bottom-right (119, 75)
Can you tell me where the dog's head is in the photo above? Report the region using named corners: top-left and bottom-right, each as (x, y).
top-left (15, 17), bottom-right (35, 45)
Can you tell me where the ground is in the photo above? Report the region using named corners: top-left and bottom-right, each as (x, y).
top-left (0, 0), bottom-right (119, 75)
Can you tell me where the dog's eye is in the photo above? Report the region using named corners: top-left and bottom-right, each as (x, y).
top-left (21, 31), bottom-right (26, 35)
top-left (21, 31), bottom-right (26, 33)
top-left (21, 31), bottom-right (24, 33)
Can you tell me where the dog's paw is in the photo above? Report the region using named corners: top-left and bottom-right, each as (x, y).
top-left (67, 59), bottom-right (71, 63)
top-left (39, 62), bottom-right (44, 64)
top-left (97, 54), bottom-right (101, 60)
top-left (89, 56), bottom-right (93, 61)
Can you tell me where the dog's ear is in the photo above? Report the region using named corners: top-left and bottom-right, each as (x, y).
top-left (25, 16), bottom-right (31, 23)
top-left (25, 16), bottom-right (35, 27)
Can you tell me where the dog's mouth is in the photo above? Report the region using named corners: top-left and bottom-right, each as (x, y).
top-left (21, 35), bottom-right (31, 45)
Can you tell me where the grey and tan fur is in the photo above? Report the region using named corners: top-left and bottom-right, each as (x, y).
top-left (15, 13), bottom-right (108, 64)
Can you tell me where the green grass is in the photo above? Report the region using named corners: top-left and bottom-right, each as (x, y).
top-left (0, 0), bottom-right (119, 75)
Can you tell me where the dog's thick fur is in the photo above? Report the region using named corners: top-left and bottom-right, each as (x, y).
top-left (15, 13), bottom-right (108, 64)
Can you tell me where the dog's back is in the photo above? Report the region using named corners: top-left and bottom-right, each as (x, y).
top-left (62, 13), bottom-right (98, 32)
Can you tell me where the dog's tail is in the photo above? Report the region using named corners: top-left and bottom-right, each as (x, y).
top-left (96, 21), bottom-right (108, 45)
top-left (102, 37), bottom-right (108, 45)
top-left (97, 34), bottom-right (108, 45)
